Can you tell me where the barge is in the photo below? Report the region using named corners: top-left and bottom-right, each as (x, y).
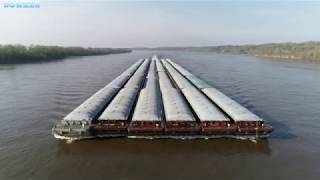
top-left (94, 88), bottom-right (139, 136)
top-left (128, 59), bottom-right (164, 136)
top-left (52, 55), bottom-right (273, 141)
top-left (161, 88), bottom-right (200, 135)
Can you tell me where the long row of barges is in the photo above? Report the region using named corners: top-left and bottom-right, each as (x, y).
top-left (52, 55), bottom-right (273, 140)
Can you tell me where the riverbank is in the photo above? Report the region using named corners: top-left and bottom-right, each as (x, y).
top-left (0, 45), bottom-right (131, 64)
top-left (138, 41), bottom-right (320, 62)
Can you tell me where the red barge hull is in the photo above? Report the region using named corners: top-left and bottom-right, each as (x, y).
top-left (128, 122), bottom-right (164, 135)
top-left (201, 121), bottom-right (237, 135)
top-left (91, 121), bottom-right (273, 136)
top-left (235, 122), bottom-right (273, 135)
top-left (165, 122), bottom-right (200, 135)
top-left (93, 120), bottom-right (128, 135)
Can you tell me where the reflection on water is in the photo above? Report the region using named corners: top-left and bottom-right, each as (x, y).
top-left (56, 139), bottom-right (272, 156)
top-left (0, 50), bottom-right (320, 180)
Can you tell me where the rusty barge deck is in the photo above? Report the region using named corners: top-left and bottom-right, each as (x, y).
top-left (52, 55), bottom-right (273, 141)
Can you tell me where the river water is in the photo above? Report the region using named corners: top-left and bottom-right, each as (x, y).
top-left (0, 50), bottom-right (319, 180)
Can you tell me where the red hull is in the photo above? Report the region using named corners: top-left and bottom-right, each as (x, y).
top-left (236, 123), bottom-right (273, 135)
top-left (128, 121), bottom-right (164, 135)
top-left (165, 122), bottom-right (200, 135)
top-left (201, 121), bottom-right (236, 135)
top-left (90, 121), bottom-right (273, 136)
top-left (93, 120), bottom-right (128, 134)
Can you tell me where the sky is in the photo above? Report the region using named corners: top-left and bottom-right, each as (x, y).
top-left (0, 1), bottom-right (320, 48)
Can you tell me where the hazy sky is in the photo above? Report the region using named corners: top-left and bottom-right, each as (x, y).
top-left (0, 1), bottom-right (320, 48)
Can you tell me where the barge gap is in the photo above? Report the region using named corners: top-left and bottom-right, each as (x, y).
top-left (52, 55), bottom-right (273, 141)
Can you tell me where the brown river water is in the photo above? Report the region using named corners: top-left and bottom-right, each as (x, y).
top-left (0, 50), bottom-right (319, 179)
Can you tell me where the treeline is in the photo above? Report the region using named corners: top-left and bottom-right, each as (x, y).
top-left (152, 42), bottom-right (320, 62)
top-left (0, 45), bottom-right (131, 63)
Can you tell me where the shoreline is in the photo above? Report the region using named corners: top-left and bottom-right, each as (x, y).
top-left (0, 51), bottom-right (132, 65)
top-left (136, 48), bottom-right (320, 63)
top-left (0, 45), bottom-right (132, 64)
top-left (136, 41), bottom-right (320, 63)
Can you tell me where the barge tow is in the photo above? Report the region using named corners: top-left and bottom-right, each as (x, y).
top-left (52, 55), bottom-right (273, 141)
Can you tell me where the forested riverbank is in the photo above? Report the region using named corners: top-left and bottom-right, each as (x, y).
top-left (143, 42), bottom-right (320, 62)
top-left (0, 45), bottom-right (131, 63)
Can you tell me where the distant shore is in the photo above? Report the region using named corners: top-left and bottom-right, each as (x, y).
top-left (0, 45), bottom-right (131, 64)
top-left (138, 41), bottom-right (320, 62)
